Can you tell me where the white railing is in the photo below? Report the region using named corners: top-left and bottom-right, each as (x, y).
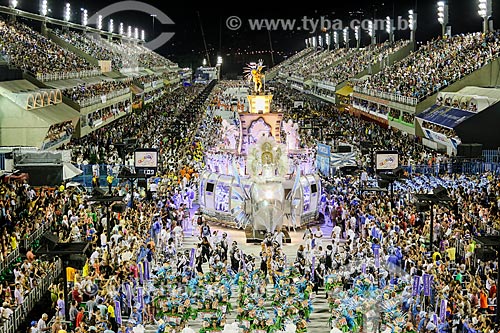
top-left (36, 69), bottom-right (101, 83)
top-left (0, 259), bottom-right (62, 333)
top-left (20, 221), bottom-right (51, 250)
top-left (76, 88), bottom-right (131, 108)
top-left (353, 86), bottom-right (418, 106)
top-left (0, 247), bottom-right (19, 275)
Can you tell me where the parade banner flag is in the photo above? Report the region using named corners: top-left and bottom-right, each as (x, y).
top-left (423, 274), bottom-right (431, 296)
top-left (240, 250), bottom-right (246, 270)
top-left (440, 299), bottom-right (447, 321)
top-left (125, 283), bottom-right (132, 307)
top-left (138, 262), bottom-right (144, 285)
top-left (115, 300), bottom-right (122, 325)
top-left (138, 287), bottom-right (145, 311)
top-left (412, 275), bottom-right (420, 296)
top-left (189, 248), bottom-right (195, 268)
top-left (144, 260), bottom-right (150, 280)
top-left (374, 247), bottom-right (380, 268)
top-left (362, 263), bottom-right (366, 274)
top-left (311, 256), bottom-right (316, 280)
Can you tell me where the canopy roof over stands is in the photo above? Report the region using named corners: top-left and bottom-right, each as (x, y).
top-left (416, 105), bottom-right (476, 129)
top-left (335, 85), bottom-right (353, 97)
top-left (0, 95), bottom-right (79, 147)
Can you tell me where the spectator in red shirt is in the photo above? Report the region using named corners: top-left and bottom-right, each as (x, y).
top-left (75, 307), bottom-right (85, 328)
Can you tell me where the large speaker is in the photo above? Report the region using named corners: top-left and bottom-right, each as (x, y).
top-left (475, 247), bottom-right (496, 262)
top-left (112, 203), bottom-right (126, 213)
top-left (92, 188), bottom-right (106, 197)
top-left (337, 145), bottom-right (352, 153)
top-left (469, 144), bottom-right (483, 158)
top-left (433, 186), bottom-right (448, 198)
top-left (42, 231), bottom-right (59, 247)
top-left (457, 144), bottom-right (483, 158)
top-left (416, 202), bottom-right (430, 212)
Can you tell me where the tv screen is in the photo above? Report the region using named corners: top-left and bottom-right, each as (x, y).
top-left (311, 184), bottom-right (317, 193)
top-left (206, 182), bottom-right (215, 192)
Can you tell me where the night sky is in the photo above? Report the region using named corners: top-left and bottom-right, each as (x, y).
top-left (10, 0), bottom-right (499, 77)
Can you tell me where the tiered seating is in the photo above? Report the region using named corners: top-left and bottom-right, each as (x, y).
top-left (0, 20), bottom-right (98, 81)
top-left (356, 31), bottom-right (500, 101)
top-left (53, 29), bottom-right (124, 70)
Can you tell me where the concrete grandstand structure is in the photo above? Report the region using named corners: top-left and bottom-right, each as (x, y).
top-left (0, 5), bottom-right (186, 149)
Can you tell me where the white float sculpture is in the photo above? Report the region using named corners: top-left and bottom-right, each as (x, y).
top-left (199, 62), bottom-right (321, 235)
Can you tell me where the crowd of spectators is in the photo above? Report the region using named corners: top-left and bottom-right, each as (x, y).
top-left (0, 20), bottom-right (96, 77)
top-left (62, 80), bottom-right (131, 105)
top-left (54, 29), bottom-right (124, 70)
top-left (356, 32), bottom-right (500, 101)
top-left (277, 41), bottom-right (409, 86)
top-left (319, 40), bottom-right (410, 85)
top-left (43, 121), bottom-right (75, 146)
top-left (422, 120), bottom-right (458, 139)
top-left (436, 96), bottom-right (479, 112)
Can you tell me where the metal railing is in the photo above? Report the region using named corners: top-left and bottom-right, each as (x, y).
top-left (35, 69), bottom-right (101, 83)
top-left (402, 162), bottom-right (500, 176)
top-left (20, 222), bottom-right (51, 250)
top-left (353, 86), bottom-right (419, 106)
top-left (0, 259), bottom-right (62, 333)
top-left (76, 88), bottom-right (131, 108)
top-left (0, 247), bottom-right (19, 276)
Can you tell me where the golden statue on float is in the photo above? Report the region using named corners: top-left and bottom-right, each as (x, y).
top-left (244, 60), bottom-right (265, 94)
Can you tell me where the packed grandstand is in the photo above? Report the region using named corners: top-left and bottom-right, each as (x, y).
top-left (0, 3), bottom-right (499, 333)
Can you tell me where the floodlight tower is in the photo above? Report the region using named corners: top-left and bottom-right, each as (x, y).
top-left (408, 9), bottom-right (417, 42)
top-left (437, 1), bottom-right (449, 37)
top-left (478, 0), bottom-right (492, 33)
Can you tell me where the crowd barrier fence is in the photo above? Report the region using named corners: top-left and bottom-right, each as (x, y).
top-left (20, 221), bottom-right (52, 251)
top-left (0, 247), bottom-right (19, 276)
top-left (35, 69), bottom-right (101, 83)
top-left (353, 86), bottom-right (419, 106)
top-left (0, 259), bottom-right (62, 333)
top-left (76, 88), bottom-right (131, 108)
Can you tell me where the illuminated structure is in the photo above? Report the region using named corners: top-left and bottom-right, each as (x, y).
top-left (199, 64), bottom-right (320, 233)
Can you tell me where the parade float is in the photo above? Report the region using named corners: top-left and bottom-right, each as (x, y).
top-left (199, 61), bottom-right (321, 237)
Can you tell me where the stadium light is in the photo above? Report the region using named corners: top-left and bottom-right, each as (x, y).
top-left (127, 26), bottom-right (132, 38)
top-left (64, 3), bottom-right (70, 22)
top-left (40, 0), bottom-right (48, 16)
top-left (437, 1), bottom-right (449, 37)
top-left (141, 29), bottom-right (145, 41)
top-left (97, 15), bottom-right (102, 30)
top-left (217, 56), bottom-right (222, 65)
top-left (325, 33), bottom-right (330, 47)
top-left (478, 0), bottom-right (492, 32)
top-left (304, 38), bottom-right (308, 48)
top-left (318, 35), bottom-right (323, 47)
top-left (367, 20), bottom-right (376, 45)
top-left (312, 36), bottom-right (317, 48)
top-left (333, 30), bottom-right (339, 48)
top-left (10, 0), bottom-right (18, 9)
top-left (134, 27), bottom-right (139, 40)
top-left (108, 19), bottom-right (114, 33)
top-left (343, 27), bottom-right (349, 48)
top-left (408, 9), bottom-right (417, 42)
top-left (386, 16), bottom-right (393, 43)
top-left (354, 26), bottom-right (361, 49)
top-left (82, 9), bottom-right (88, 26)
top-left (119, 22), bottom-right (124, 35)
top-left (202, 58), bottom-right (207, 66)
